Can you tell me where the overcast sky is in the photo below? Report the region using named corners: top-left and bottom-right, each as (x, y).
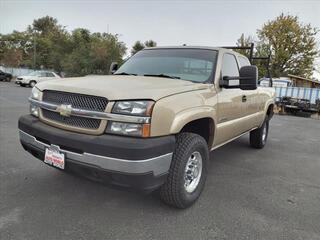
top-left (1, 0), bottom-right (319, 47)
top-left (1, 0), bottom-right (320, 76)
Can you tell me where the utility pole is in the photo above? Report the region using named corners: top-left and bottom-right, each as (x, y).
top-left (33, 31), bottom-right (36, 70)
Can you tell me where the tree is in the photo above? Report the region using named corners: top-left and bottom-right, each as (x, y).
top-left (258, 13), bottom-right (318, 78)
top-left (236, 33), bottom-right (254, 57)
top-left (0, 16), bottom-right (127, 77)
top-left (27, 16), bottom-right (70, 71)
top-left (62, 30), bottom-right (127, 76)
top-left (144, 40), bottom-right (157, 48)
top-left (131, 40), bottom-right (157, 55)
top-left (131, 41), bottom-right (145, 55)
top-left (235, 34), bottom-right (270, 78)
top-left (31, 16), bottom-right (60, 35)
top-left (0, 31), bottom-right (33, 67)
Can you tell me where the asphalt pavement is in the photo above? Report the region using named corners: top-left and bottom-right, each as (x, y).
top-left (1, 82), bottom-right (320, 240)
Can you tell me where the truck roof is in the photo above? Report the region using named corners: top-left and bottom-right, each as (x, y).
top-left (144, 46), bottom-right (245, 56)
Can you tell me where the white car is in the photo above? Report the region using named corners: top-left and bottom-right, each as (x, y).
top-left (16, 71), bottom-right (61, 87)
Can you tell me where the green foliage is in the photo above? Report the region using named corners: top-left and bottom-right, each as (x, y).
top-left (144, 40), bottom-right (157, 48)
top-left (131, 41), bottom-right (145, 55)
top-left (258, 13), bottom-right (318, 78)
top-left (0, 31), bottom-right (33, 67)
top-left (235, 34), bottom-right (270, 78)
top-left (235, 34), bottom-right (254, 57)
top-left (0, 16), bottom-right (127, 77)
top-left (131, 40), bottom-right (157, 55)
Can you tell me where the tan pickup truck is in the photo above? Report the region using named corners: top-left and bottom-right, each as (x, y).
top-left (18, 46), bottom-right (275, 208)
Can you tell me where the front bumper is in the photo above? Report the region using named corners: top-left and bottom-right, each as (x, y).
top-left (18, 115), bottom-right (175, 191)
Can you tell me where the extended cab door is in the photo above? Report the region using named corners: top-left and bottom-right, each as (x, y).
top-left (237, 56), bottom-right (260, 130)
top-left (214, 53), bottom-right (248, 146)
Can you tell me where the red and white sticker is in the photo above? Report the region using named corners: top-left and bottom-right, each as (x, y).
top-left (44, 148), bottom-right (65, 169)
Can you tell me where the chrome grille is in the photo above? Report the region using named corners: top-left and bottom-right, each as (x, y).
top-left (41, 90), bottom-right (108, 130)
top-left (42, 109), bottom-right (101, 129)
top-left (42, 90), bottom-right (108, 111)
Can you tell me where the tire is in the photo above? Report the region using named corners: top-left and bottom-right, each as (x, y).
top-left (6, 77), bottom-right (11, 82)
top-left (250, 117), bottom-right (269, 149)
top-left (29, 81), bottom-right (36, 87)
top-left (159, 132), bottom-right (209, 209)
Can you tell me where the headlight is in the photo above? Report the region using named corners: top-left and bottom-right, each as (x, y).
top-left (31, 87), bottom-right (41, 100)
top-left (112, 101), bottom-right (154, 116)
top-left (106, 121), bottom-right (150, 137)
top-left (107, 100), bottom-right (154, 137)
top-left (30, 87), bottom-right (41, 117)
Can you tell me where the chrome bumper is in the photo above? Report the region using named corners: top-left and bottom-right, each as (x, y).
top-left (19, 130), bottom-right (172, 176)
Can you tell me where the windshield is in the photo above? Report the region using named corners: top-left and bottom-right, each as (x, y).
top-left (116, 49), bottom-right (218, 83)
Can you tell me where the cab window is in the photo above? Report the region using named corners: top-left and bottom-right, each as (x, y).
top-left (221, 54), bottom-right (239, 78)
top-left (46, 72), bottom-right (55, 77)
top-left (238, 56), bottom-right (251, 68)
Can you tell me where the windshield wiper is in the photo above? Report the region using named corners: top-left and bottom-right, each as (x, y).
top-left (114, 72), bottom-right (137, 76)
top-left (144, 74), bottom-right (180, 79)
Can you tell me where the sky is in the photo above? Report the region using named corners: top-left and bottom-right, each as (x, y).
top-left (1, 0), bottom-right (320, 77)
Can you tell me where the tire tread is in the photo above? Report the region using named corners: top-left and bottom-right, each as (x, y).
top-left (160, 133), bottom-right (208, 208)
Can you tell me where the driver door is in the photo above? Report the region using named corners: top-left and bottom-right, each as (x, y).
top-left (215, 53), bottom-right (248, 146)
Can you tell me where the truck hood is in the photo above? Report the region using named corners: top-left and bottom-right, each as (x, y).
top-left (36, 75), bottom-right (208, 101)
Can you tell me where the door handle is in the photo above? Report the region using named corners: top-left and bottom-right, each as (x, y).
top-left (242, 95), bottom-right (247, 102)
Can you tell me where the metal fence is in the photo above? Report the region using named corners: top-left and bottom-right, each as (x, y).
top-left (275, 86), bottom-right (320, 104)
top-left (0, 66), bottom-right (37, 77)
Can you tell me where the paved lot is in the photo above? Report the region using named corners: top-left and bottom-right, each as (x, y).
top-left (1, 82), bottom-right (320, 240)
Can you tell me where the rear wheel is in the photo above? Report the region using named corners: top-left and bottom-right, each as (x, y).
top-left (29, 81), bottom-right (36, 87)
top-left (250, 117), bottom-right (269, 149)
top-left (159, 133), bottom-right (209, 209)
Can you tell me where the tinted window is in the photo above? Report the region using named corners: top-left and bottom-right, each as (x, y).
top-left (238, 56), bottom-right (251, 68)
top-left (116, 49), bottom-right (218, 83)
top-left (221, 54), bottom-right (239, 77)
top-left (39, 72), bottom-right (46, 77)
top-left (46, 72), bottom-right (55, 77)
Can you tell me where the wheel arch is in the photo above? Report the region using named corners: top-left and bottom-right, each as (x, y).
top-left (179, 117), bottom-right (215, 148)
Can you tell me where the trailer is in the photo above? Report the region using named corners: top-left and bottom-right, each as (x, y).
top-left (275, 87), bottom-right (320, 116)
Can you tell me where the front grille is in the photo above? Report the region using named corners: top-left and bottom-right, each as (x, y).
top-left (42, 109), bottom-right (101, 129)
top-left (41, 90), bottom-right (108, 130)
top-left (43, 90), bottom-right (108, 111)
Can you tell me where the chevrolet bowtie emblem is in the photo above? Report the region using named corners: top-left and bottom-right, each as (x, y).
top-left (56, 104), bottom-right (72, 117)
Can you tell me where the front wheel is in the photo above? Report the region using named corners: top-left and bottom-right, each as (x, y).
top-left (250, 117), bottom-right (269, 149)
top-left (159, 133), bottom-right (209, 209)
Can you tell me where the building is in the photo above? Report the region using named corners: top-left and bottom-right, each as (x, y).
top-left (288, 74), bottom-right (320, 88)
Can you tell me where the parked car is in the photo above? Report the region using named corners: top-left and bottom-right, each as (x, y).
top-left (18, 46), bottom-right (275, 208)
top-left (0, 70), bottom-right (13, 82)
top-left (15, 71), bottom-right (61, 87)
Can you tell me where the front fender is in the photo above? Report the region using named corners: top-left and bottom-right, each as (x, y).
top-left (150, 88), bottom-right (218, 137)
top-left (169, 107), bottom-right (216, 133)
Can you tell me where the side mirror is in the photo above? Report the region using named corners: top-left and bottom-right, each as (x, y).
top-left (221, 76), bottom-right (240, 87)
top-left (109, 62), bottom-right (118, 74)
top-left (239, 65), bottom-right (258, 90)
